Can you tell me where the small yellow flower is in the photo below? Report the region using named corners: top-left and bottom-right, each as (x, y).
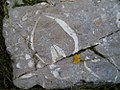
top-left (72, 54), bottom-right (80, 64)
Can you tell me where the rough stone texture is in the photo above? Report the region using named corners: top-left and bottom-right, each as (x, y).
top-left (3, 0), bottom-right (120, 89)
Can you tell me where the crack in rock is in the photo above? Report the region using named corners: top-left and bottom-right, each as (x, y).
top-left (90, 47), bottom-right (120, 72)
top-left (4, 0), bottom-right (120, 89)
top-left (41, 29), bottom-right (120, 68)
top-left (99, 29), bottom-right (120, 42)
top-left (14, 27), bottom-right (120, 79)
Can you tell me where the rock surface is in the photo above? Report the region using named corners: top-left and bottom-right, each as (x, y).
top-left (3, 0), bottom-right (120, 89)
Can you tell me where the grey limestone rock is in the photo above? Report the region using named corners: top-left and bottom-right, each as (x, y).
top-left (3, 0), bottom-right (120, 89)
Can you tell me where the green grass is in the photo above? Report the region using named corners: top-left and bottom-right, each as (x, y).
top-left (12, 0), bottom-right (48, 8)
top-left (0, 0), bottom-right (13, 89)
top-left (0, 0), bottom-right (120, 90)
top-left (22, 0), bottom-right (47, 5)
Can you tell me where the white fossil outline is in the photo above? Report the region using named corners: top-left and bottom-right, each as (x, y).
top-left (51, 67), bottom-right (69, 80)
top-left (18, 15), bottom-right (103, 80)
top-left (30, 16), bottom-right (47, 66)
top-left (30, 15), bottom-right (79, 68)
top-left (45, 15), bottom-right (79, 54)
top-left (49, 64), bottom-right (69, 80)
top-left (29, 15), bottom-right (79, 79)
top-left (44, 15), bottom-right (79, 79)
top-left (51, 45), bottom-right (66, 63)
top-left (30, 15), bottom-right (103, 80)
top-left (83, 56), bottom-right (101, 79)
top-left (84, 61), bottom-right (100, 79)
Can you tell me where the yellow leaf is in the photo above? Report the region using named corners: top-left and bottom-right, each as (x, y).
top-left (72, 54), bottom-right (80, 64)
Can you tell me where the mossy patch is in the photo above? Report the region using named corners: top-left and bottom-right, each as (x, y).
top-left (72, 54), bottom-right (81, 64)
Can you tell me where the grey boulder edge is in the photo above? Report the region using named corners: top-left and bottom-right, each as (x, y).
top-left (3, 0), bottom-right (120, 89)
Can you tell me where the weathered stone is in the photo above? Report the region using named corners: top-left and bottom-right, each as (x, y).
top-left (3, 0), bottom-right (120, 89)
